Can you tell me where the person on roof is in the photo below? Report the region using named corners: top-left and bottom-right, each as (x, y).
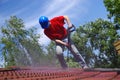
top-left (39, 16), bottom-right (88, 69)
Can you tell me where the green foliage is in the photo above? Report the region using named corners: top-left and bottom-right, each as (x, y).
top-left (103, 0), bottom-right (120, 68)
top-left (66, 57), bottom-right (80, 68)
top-left (72, 18), bottom-right (119, 68)
top-left (104, 0), bottom-right (120, 25)
top-left (0, 16), bottom-right (44, 67)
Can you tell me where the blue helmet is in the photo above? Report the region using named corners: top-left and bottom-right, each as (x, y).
top-left (39, 16), bottom-right (50, 29)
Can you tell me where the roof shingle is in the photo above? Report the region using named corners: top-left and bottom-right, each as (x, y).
top-left (0, 67), bottom-right (120, 80)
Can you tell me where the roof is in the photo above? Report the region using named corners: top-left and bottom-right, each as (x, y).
top-left (0, 66), bottom-right (120, 80)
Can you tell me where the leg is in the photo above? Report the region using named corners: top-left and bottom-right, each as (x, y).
top-left (69, 43), bottom-right (87, 68)
top-left (56, 43), bottom-right (68, 69)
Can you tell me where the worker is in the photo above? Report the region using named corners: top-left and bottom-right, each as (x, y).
top-left (39, 16), bottom-right (88, 69)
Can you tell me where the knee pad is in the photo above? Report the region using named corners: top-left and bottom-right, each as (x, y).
top-left (56, 45), bottom-right (63, 55)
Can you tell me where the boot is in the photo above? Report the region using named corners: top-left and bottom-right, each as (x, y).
top-left (56, 54), bottom-right (68, 69)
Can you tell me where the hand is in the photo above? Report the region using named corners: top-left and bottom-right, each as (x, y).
top-left (65, 42), bottom-right (71, 49)
top-left (68, 23), bottom-right (73, 29)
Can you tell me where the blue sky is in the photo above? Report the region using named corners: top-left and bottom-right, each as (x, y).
top-left (0, 0), bottom-right (108, 46)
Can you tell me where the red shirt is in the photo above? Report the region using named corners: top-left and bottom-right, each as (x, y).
top-left (44, 16), bottom-right (67, 40)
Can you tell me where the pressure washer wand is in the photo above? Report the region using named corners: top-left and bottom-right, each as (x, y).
top-left (67, 24), bottom-right (76, 62)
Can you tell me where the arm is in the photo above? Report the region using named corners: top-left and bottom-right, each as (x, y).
top-left (63, 15), bottom-right (72, 29)
top-left (54, 39), bottom-right (69, 47)
top-left (52, 16), bottom-right (72, 46)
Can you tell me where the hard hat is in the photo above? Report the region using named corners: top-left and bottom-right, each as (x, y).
top-left (39, 16), bottom-right (49, 29)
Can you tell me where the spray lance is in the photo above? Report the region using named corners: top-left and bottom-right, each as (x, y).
top-left (67, 24), bottom-right (76, 62)
top-left (67, 24), bottom-right (87, 68)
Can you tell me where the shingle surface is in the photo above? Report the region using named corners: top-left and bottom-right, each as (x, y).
top-left (0, 67), bottom-right (120, 80)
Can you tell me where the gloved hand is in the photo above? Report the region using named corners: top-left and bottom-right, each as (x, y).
top-left (68, 23), bottom-right (73, 29)
top-left (65, 42), bottom-right (71, 49)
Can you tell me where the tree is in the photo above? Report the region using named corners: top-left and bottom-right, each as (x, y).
top-left (0, 16), bottom-right (44, 67)
top-left (72, 18), bottom-right (120, 68)
top-left (103, 0), bottom-right (120, 67)
top-left (104, 0), bottom-right (120, 28)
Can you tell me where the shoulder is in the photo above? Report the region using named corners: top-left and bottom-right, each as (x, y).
top-left (44, 29), bottom-right (48, 34)
top-left (63, 15), bottom-right (68, 19)
top-left (51, 16), bottom-right (64, 21)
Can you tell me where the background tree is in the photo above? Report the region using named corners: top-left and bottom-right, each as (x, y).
top-left (0, 16), bottom-right (45, 67)
top-left (104, 0), bottom-right (120, 28)
top-left (103, 0), bottom-right (120, 67)
top-left (72, 18), bottom-right (120, 68)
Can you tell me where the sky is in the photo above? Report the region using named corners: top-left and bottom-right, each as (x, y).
top-left (0, 0), bottom-right (108, 46)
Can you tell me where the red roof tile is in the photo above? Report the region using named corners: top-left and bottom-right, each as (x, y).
top-left (0, 67), bottom-right (120, 80)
